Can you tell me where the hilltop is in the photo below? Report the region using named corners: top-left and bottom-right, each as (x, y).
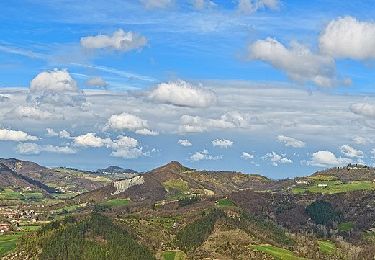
top-left (1, 160), bottom-right (375, 259)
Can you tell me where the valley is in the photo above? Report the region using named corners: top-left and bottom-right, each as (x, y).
top-left (0, 159), bottom-right (375, 259)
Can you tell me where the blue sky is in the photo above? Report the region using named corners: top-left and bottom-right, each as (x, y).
top-left (1, 0), bottom-right (375, 178)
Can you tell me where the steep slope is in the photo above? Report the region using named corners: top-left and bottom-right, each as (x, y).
top-left (76, 161), bottom-right (277, 204)
top-left (311, 164), bottom-right (375, 181)
top-left (0, 158), bottom-right (110, 193)
top-left (0, 163), bottom-right (55, 193)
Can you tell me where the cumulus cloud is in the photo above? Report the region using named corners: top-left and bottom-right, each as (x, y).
top-left (109, 135), bottom-right (144, 159)
top-left (28, 69), bottom-right (85, 107)
top-left (140, 0), bottom-right (173, 9)
top-left (178, 139), bottom-right (192, 146)
top-left (190, 149), bottom-right (222, 161)
top-left (74, 133), bottom-right (111, 148)
top-left (73, 133), bottom-right (145, 159)
top-left (340, 144), bottom-right (363, 158)
top-left (9, 106), bottom-right (56, 120)
top-left (350, 103), bottom-right (375, 117)
top-left (135, 128), bottom-right (159, 136)
top-left (179, 113), bottom-right (244, 133)
top-left (85, 76), bottom-right (108, 88)
top-left (46, 128), bottom-right (71, 139)
top-left (277, 135), bottom-right (305, 148)
top-left (0, 129), bottom-right (38, 142)
top-left (320, 16), bottom-right (375, 59)
top-left (308, 150), bottom-right (351, 167)
top-left (148, 80), bottom-right (217, 108)
top-left (241, 152), bottom-right (254, 160)
top-left (212, 139), bottom-right (233, 148)
top-left (249, 38), bottom-right (337, 87)
top-left (263, 151), bottom-right (292, 166)
top-left (81, 29), bottom-right (147, 52)
top-left (16, 143), bottom-right (76, 155)
top-left (238, 0), bottom-right (279, 14)
top-left (105, 113), bottom-right (156, 135)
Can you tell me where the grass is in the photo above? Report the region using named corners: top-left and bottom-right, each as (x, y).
top-left (161, 250), bottom-right (186, 260)
top-left (216, 198), bottom-right (236, 207)
top-left (0, 189), bottom-right (44, 201)
top-left (318, 240), bottom-right (336, 255)
top-left (163, 179), bottom-right (189, 192)
top-left (0, 233), bottom-right (22, 257)
top-left (338, 222), bottom-right (354, 232)
top-left (19, 225), bottom-right (41, 232)
top-left (101, 198), bottom-right (130, 207)
top-left (292, 181), bottom-right (375, 194)
top-left (308, 175), bottom-right (338, 181)
top-left (253, 244), bottom-right (306, 260)
top-left (54, 204), bottom-right (80, 214)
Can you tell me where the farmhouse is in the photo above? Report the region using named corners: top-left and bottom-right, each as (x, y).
top-left (0, 223), bottom-right (11, 233)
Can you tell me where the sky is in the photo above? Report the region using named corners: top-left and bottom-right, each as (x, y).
top-left (1, 0), bottom-right (375, 178)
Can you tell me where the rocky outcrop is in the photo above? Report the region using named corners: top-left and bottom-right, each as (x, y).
top-left (112, 176), bottom-right (145, 195)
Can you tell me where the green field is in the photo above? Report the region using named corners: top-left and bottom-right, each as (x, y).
top-left (19, 225), bottom-right (41, 232)
top-left (216, 198), bottom-right (236, 207)
top-left (101, 198), bottom-right (130, 207)
top-left (0, 233), bottom-right (22, 257)
top-left (0, 189), bottom-right (44, 201)
top-left (54, 204), bottom-right (80, 214)
top-left (292, 181), bottom-right (375, 194)
top-left (163, 179), bottom-right (189, 192)
top-left (338, 222), bottom-right (354, 232)
top-left (161, 250), bottom-right (186, 260)
top-left (318, 240), bottom-right (336, 255)
top-left (253, 245), bottom-right (306, 260)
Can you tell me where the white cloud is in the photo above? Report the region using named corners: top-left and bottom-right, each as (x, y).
top-left (179, 114), bottom-right (240, 133)
top-left (10, 106), bottom-right (56, 120)
top-left (85, 77), bottom-right (108, 88)
top-left (241, 152), bottom-right (254, 160)
top-left (263, 151), bottom-right (292, 166)
top-left (59, 130), bottom-right (71, 139)
top-left (135, 128), bottom-right (159, 136)
top-left (340, 144), bottom-right (363, 158)
top-left (249, 38), bottom-right (337, 87)
top-left (212, 138), bottom-right (233, 148)
top-left (308, 150), bottom-right (351, 167)
top-left (140, 0), bottom-right (173, 9)
top-left (353, 136), bottom-right (370, 145)
top-left (105, 112), bottom-right (149, 131)
top-left (73, 133), bottom-right (145, 159)
top-left (46, 129), bottom-right (71, 139)
top-left (238, 0), bottom-right (279, 14)
top-left (30, 69), bottom-right (78, 93)
top-left (277, 135), bottom-right (305, 148)
top-left (148, 80), bottom-right (217, 108)
top-left (16, 143), bottom-right (76, 155)
top-left (81, 29), bottom-right (147, 52)
top-left (178, 139), bottom-right (192, 146)
top-left (46, 128), bottom-right (58, 137)
top-left (0, 129), bottom-right (38, 142)
top-left (28, 69), bottom-right (85, 107)
top-left (190, 149), bottom-right (222, 161)
top-left (109, 135), bottom-right (144, 159)
top-left (74, 133), bottom-right (111, 148)
top-left (320, 16), bottom-right (375, 59)
top-left (350, 103), bottom-right (375, 118)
